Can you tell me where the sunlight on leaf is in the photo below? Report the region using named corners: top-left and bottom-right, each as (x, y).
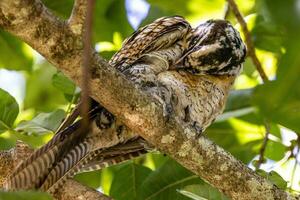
top-left (16, 109), bottom-right (65, 135)
top-left (179, 184), bottom-right (229, 200)
top-left (52, 72), bottom-right (76, 95)
top-left (255, 49), bottom-right (277, 79)
top-left (256, 169), bottom-right (287, 190)
top-left (110, 162), bottom-right (152, 199)
top-left (0, 88), bottom-right (19, 133)
top-left (177, 189), bottom-right (208, 200)
top-left (0, 30), bottom-right (33, 71)
top-left (137, 159), bottom-right (202, 200)
top-left (229, 118), bottom-right (264, 144)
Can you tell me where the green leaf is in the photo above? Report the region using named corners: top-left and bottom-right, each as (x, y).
top-left (253, 0), bottom-right (300, 134)
top-left (225, 89), bottom-right (253, 112)
top-left (0, 30), bottom-right (33, 71)
top-left (41, 0), bottom-right (73, 19)
top-left (177, 190), bottom-right (208, 200)
top-left (137, 159), bottom-right (202, 200)
top-left (206, 117), bottom-right (264, 163)
top-left (145, 0), bottom-right (226, 24)
top-left (43, 0), bottom-right (133, 43)
top-left (264, 140), bottom-right (286, 161)
top-left (146, 0), bottom-right (191, 16)
top-left (178, 184), bottom-right (229, 200)
top-left (251, 16), bottom-right (283, 53)
top-left (52, 72), bottom-right (76, 95)
top-left (110, 162), bottom-right (152, 200)
top-left (252, 81), bottom-right (300, 133)
top-left (268, 171), bottom-right (287, 190)
top-left (264, 0), bottom-right (300, 33)
top-left (216, 89), bottom-right (255, 122)
top-left (216, 107), bottom-right (255, 122)
top-left (74, 170), bottom-right (102, 189)
top-left (93, 0), bottom-right (134, 42)
top-left (0, 88), bottom-right (19, 133)
top-left (16, 109), bottom-right (66, 135)
top-left (24, 61), bottom-right (67, 111)
top-left (0, 191), bottom-right (52, 200)
top-left (256, 170), bottom-right (287, 190)
top-left (150, 152), bottom-right (168, 169)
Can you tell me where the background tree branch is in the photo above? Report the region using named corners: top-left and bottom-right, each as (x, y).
top-left (0, 0), bottom-right (297, 199)
top-left (227, 0), bottom-right (269, 83)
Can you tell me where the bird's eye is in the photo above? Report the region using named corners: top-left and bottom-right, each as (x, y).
top-left (189, 36), bottom-right (199, 47)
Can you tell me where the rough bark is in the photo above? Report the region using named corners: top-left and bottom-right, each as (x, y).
top-left (53, 179), bottom-right (112, 200)
top-left (0, 0), bottom-right (298, 199)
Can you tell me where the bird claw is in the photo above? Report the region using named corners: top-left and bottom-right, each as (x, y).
top-left (192, 121), bottom-right (203, 138)
top-left (143, 83), bottom-right (173, 120)
top-left (162, 102), bottom-right (173, 120)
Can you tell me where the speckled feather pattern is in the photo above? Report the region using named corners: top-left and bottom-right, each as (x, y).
top-left (4, 16), bottom-right (246, 193)
top-left (109, 16), bottom-right (191, 71)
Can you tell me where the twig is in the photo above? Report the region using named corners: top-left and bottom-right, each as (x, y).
top-left (81, 0), bottom-right (95, 129)
top-left (256, 122), bottom-right (270, 169)
top-left (227, 0), bottom-right (272, 172)
top-left (227, 0), bottom-right (268, 83)
top-left (290, 136), bottom-right (300, 191)
top-left (223, 2), bottom-right (231, 20)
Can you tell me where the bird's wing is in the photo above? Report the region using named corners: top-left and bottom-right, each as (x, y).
top-left (44, 137), bottom-right (147, 193)
top-left (109, 16), bottom-right (191, 71)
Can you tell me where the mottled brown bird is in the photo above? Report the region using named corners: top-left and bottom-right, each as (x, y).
top-left (4, 16), bottom-right (246, 193)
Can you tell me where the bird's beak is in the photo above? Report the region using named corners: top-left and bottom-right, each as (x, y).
top-left (172, 47), bottom-right (195, 69)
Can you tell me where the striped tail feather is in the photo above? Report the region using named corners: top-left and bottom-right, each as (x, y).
top-left (79, 137), bottom-right (147, 172)
top-left (41, 139), bottom-right (92, 192)
top-left (4, 122), bottom-right (87, 190)
top-left (4, 105), bottom-right (102, 191)
top-left (11, 105), bottom-right (101, 178)
top-left (45, 137), bottom-right (148, 194)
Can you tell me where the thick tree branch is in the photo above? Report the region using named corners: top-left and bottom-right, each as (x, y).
top-left (0, 0), bottom-right (297, 199)
top-left (53, 179), bottom-right (112, 200)
top-left (0, 141), bottom-right (112, 200)
top-left (68, 0), bottom-right (88, 36)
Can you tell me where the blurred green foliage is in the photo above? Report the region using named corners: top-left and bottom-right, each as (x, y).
top-left (0, 191), bottom-right (52, 200)
top-left (0, 0), bottom-right (299, 199)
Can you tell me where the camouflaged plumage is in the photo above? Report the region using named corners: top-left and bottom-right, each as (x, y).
top-left (4, 16), bottom-right (246, 193)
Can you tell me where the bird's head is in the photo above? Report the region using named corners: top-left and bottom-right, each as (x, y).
top-left (180, 19), bottom-right (246, 76)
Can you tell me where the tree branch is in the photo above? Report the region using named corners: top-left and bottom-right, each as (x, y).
top-left (80, 0), bottom-right (94, 129)
top-left (223, 2), bottom-right (231, 20)
top-left (0, 0), bottom-right (297, 199)
top-left (68, 0), bottom-right (88, 36)
top-left (53, 179), bottom-right (112, 200)
top-left (227, 0), bottom-right (272, 172)
top-left (227, 0), bottom-right (269, 83)
top-left (256, 122), bottom-right (270, 169)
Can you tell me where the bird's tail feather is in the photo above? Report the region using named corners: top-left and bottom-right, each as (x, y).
top-left (4, 105), bottom-right (102, 190)
top-left (46, 137), bottom-right (147, 194)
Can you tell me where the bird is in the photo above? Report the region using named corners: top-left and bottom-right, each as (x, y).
top-left (4, 16), bottom-right (246, 193)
